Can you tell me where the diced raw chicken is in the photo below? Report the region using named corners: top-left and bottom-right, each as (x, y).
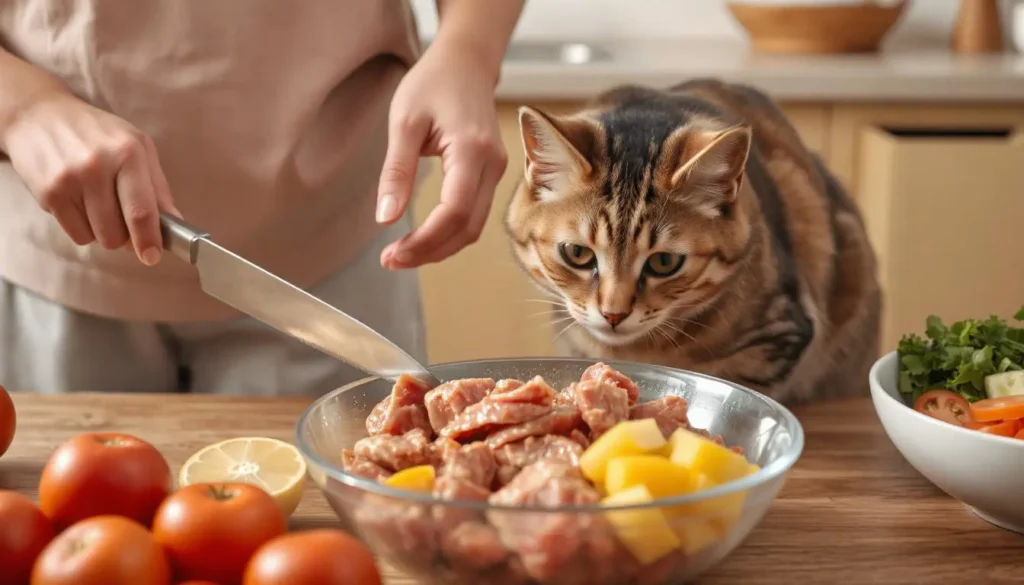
top-left (355, 495), bottom-right (438, 569)
top-left (494, 465), bottom-right (521, 489)
top-left (365, 374), bottom-right (433, 436)
top-left (440, 442), bottom-right (497, 488)
top-left (569, 429), bottom-right (591, 449)
top-left (352, 428), bottom-right (439, 472)
top-left (629, 394), bottom-right (691, 438)
top-left (552, 391), bottom-right (576, 409)
top-left (440, 402), bottom-right (551, 442)
top-left (441, 521), bottom-right (509, 571)
top-left (581, 362), bottom-right (640, 405)
top-left (424, 378), bottom-right (495, 432)
top-left (340, 449), bottom-right (392, 481)
top-left (489, 376), bottom-right (557, 405)
top-left (489, 460), bottom-right (599, 508)
top-left (567, 379), bottom-right (630, 439)
top-left (484, 405), bottom-right (581, 450)
top-left (493, 435), bottom-right (584, 469)
top-left (491, 378), bottom-right (525, 395)
top-left (488, 461), bottom-right (602, 582)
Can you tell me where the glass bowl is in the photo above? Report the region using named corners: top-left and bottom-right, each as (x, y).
top-left (295, 358), bottom-right (804, 585)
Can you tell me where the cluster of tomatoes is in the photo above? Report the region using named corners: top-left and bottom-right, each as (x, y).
top-left (0, 385), bottom-right (382, 585)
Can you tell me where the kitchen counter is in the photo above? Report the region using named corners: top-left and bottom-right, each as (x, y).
top-left (3, 392), bottom-right (1022, 584)
top-left (495, 39), bottom-right (1024, 103)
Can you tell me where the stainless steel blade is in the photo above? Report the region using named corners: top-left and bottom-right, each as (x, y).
top-left (160, 213), bottom-right (439, 387)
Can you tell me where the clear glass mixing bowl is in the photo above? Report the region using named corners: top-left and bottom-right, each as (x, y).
top-left (295, 358), bottom-right (804, 585)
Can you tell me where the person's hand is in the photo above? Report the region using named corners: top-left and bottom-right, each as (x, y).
top-left (375, 38), bottom-right (508, 270)
top-left (1, 91), bottom-right (179, 266)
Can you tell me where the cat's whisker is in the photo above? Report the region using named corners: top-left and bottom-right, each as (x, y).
top-left (528, 308), bottom-right (571, 319)
top-left (553, 321), bottom-right (579, 342)
top-left (660, 320), bottom-right (697, 343)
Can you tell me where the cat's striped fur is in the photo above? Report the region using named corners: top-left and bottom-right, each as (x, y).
top-left (504, 79), bottom-right (881, 404)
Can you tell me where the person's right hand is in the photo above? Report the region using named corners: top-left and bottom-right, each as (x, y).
top-left (0, 91), bottom-right (179, 266)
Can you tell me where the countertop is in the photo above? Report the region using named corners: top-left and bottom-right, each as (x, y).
top-left (3, 392), bottom-right (1022, 584)
top-left (494, 39), bottom-right (1024, 103)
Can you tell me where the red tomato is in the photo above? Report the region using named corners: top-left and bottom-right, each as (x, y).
top-left (913, 390), bottom-right (975, 427)
top-left (0, 384), bottom-right (14, 458)
top-left (153, 483), bottom-right (287, 585)
top-left (30, 515), bottom-right (170, 585)
top-left (0, 491), bottom-right (54, 585)
top-left (38, 433), bottom-right (171, 530)
top-left (977, 419), bottom-right (1022, 438)
top-left (970, 395), bottom-right (1024, 423)
top-left (242, 529), bottom-right (381, 585)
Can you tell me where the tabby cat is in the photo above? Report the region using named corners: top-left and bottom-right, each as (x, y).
top-left (504, 79), bottom-right (881, 404)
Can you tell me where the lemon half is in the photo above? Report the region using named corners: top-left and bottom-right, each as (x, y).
top-left (178, 436), bottom-right (307, 517)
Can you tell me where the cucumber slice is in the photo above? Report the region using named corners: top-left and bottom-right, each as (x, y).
top-left (984, 370), bottom-right (1024, 399)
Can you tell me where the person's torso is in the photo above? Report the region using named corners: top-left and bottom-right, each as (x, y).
top-left (0, 0), bottom-right (421, 320)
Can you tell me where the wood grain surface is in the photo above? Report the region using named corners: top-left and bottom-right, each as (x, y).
top-left (2, 393), bottom-right (1022, 584)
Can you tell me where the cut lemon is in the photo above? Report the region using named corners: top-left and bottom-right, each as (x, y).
top-left (178, 437), bottom-right (307, 517)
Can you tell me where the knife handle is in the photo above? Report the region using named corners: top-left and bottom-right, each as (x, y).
top-left (160, 212), bottom-right (209, 265)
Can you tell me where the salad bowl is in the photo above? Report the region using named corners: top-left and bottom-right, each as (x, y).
top-left (870, 351), bottom-right (1024, 533)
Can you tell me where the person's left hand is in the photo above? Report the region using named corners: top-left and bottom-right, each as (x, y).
top-left (375, 37), bottom-right (508, 270)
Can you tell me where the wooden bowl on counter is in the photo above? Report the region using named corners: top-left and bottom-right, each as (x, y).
top-left (727, 1), bottom-right (910, 54)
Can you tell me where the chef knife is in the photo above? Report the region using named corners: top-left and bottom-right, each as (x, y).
top-left (159, 213), bottom-right (440, 387)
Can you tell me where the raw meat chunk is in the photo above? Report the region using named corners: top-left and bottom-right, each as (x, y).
top-left (489, 376), bottom-right (556, 405)
top-left (355, 495), bottom-right (438, 568)
top-left (567, 379), bottom-right (630, 439)
top-left (439, 377), bottom-right (559, 441)
top-left (569, 429), bottom-right (591, 449)
top-left (491, 378), bottom-right (525, 395)
top-left (441, 521), bottom-right (509, 571)
top-left (488, 461), bottom-right (602, 581)
top-left (365, 374), bottom-right (433, 436)
top-left (629, 395), bottom-right (691, 438)
top-left (440, 401), bottom-right (551, 442)
top-left (352, 428), bottom-right (439, 472)
top-left (581, 362), bottom-right (640, 405)
top-left (432, 475), bottom-right (492, 534)
top-left (484, 405), bottom-right (581, 450)
top-left (494, 465), bottom-right (521, 489)
top-left (424, 378), bottom-right (495, 432)
top-left (440, 442), bottom-right (497, 488)
top-left (340, 449), bottom-right (392, 481)
top-left (492, 435), bottom-right (584, 469)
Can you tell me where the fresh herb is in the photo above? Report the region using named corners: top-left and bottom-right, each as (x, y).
top-left (897, 306), bottom-right (1024, 404)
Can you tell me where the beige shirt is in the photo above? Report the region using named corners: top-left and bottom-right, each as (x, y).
top-left (0, 0), bottom-right (421, 321)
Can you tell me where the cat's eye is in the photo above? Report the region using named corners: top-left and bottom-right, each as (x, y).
top-left (558, 243), bottom-right (596, 269)
top-left (644, 252), bottom-right (686, 277)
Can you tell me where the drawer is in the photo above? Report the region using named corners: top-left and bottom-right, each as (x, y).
top-left (858, 125), bottom-right (1024, 352)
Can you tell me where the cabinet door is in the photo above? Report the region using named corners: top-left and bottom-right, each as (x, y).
top-left (858, 126), bottom-right (1024, 352)
top-left (413, 101), bottom-right (829, 363)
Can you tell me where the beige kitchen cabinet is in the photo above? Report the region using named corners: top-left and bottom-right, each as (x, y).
top-left (413, 101), bottom-right (831, 363)
top-left (857, 125), bottom-right (1024, 353)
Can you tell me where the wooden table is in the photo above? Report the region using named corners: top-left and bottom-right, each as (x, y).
top-left (2, 393), bottom-right (1022, 584)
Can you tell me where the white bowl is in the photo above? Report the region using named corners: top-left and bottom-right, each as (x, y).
top-left (870, 351), bottom-right (1024, 534)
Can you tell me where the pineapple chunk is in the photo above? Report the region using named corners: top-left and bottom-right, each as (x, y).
top-left (668, 428), bottom-right (752, 484)
top-left (669, 471), bottom-right (755, 529)
top-left (605, 455), bottom-right (699, 499)
top-left (383, 464), bottom-right (435, 492)
top-left (674, 516), bottom-right (723, 555)
top-left (580, 419), bottom-right (668, 484)
top-left (601, 485), bottom-right (680, 566)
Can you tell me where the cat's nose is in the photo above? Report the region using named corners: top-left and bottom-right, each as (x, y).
top-left (601, 311), bottom-right (631, 328)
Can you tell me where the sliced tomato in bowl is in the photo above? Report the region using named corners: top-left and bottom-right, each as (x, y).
top-left (970, 395), bottom-right (1024, 424)
top-left (913, 390), bottom-right (976, 427)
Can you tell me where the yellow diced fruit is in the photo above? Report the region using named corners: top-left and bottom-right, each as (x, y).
top-left (383, 465), bottom-right (435, 492)
top-left (668, 428), bottom-right (752, 484)
top-left (605, 455), bottom-right (699, 499)
top-left (674, 516), bottom-right (724, 556)
top-left (601, 485), bottom-right (680, 566)
top-left (580, 419), bottom-right (668, 484)
top-left (670, 472), bottom-right (752, 527)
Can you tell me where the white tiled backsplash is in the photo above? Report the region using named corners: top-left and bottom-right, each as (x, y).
top-left (410, 0), bottom-right (997, 48)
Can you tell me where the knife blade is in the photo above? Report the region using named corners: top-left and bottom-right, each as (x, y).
top-left (159, 213), bottom-right (440, 387)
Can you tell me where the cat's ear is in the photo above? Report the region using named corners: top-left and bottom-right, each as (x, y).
top-left (669, 125), bottom-right (752, 202)
top-left (518, 106), bottom-right (595, 200)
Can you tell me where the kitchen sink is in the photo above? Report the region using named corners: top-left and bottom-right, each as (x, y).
top-left (421, 41), bottom-right (613, 65)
